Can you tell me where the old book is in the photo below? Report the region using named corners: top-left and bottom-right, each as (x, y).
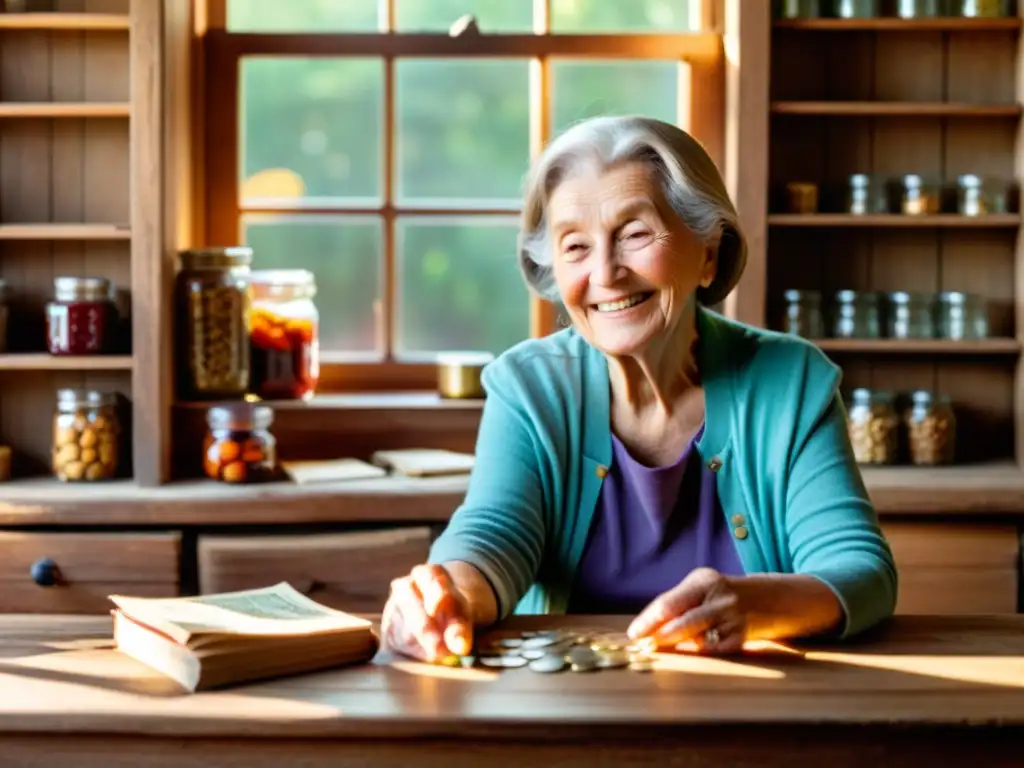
top-left (281, 457), bottom-right (387, 485)
top-left (109, 582), bottom-right (378, 692)
top-left (370, 448), bottom-right (475, 477)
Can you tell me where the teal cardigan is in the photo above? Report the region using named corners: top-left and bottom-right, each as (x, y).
top-left (429, 307), bottom-right (898, 638)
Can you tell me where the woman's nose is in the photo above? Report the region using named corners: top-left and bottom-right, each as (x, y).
top-left (589, 244), bottom-right (624, 287)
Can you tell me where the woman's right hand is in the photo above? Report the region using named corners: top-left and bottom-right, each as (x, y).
top-left (381, 563), bottom-right (475, 662)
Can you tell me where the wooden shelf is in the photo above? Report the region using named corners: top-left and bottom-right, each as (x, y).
top-left (816, 339), bottom-right (1019, 354)
top-left (771, 101), bottom-right (1022, 117)
top-left (768, 214), bottom-right (1021, 228)
top-left (174, 392), bottom-right (484, 411)
top-left (0, 463), bottom-right (1020, 525)
top-left (774, 18), bottom-right (1022, 31)
top-left (0, 354), bottom-right (132, 371)
top-left (0, 13), bottom-right (129, 30)
top-left (0, 223), bottom-right (130, 240)
top-left (0, 103), bottom-right (130, 118)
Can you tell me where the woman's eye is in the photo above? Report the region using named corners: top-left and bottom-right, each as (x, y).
top-left (563, 242), bottom-right (587, 257)
top-left (619, 228), bottom-right (653, 247)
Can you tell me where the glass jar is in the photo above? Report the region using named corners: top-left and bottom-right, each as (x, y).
top-left (905, 391), bottom-right (956, 466)
top-left (847, 174), bottom-right (886, 215)
top-left (51, 388), bottom-right (121, 482)
top-left (176, 247), bottom-right (253, 401)
top-left (832, 290), bottom-right (882, 339)
top-left (776, 0), bottom-right (821, 17)
top-left (0, 278), bottom-right (7, 354)
top-left (45, 276), bottom-right (115, 356)
top-left (887, 291), bottom-right (935, 339)
top-left (897, 0), bottom-right (943, 16)
top-left (203, 402), bottom-right (276, 484)
top-left (785, 182), bottom-right (818, 213)
top-left (783, 289), bottom-right (825, 338)
top-left (249, 269), bottom-right (320, 401)
top-left (936, 291), bottom-right (989, 340)
top-left (847, 388), bottom-right (899, 465)
top-left (956, 0), bottom-right (1010, 16)
top-left (956, 174), bottom-right (1014, 216)
top-left (900, 175), bottom-right (941, 215)
top-left (835, 0), bottom-right (880, 17)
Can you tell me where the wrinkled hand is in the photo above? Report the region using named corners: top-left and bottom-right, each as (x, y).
top-left (381, 564), bottom-right (474, 662)
top-left (627, 567), bottom-right (749, 654)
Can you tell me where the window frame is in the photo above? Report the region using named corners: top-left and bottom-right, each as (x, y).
top-left (198, 0), bottom-right (724, 391)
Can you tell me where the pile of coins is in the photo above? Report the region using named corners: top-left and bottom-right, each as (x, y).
top-left (444, 629), bottom-right (657, 674)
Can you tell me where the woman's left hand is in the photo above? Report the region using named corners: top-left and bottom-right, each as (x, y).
top-left (626, 567), bottom-right (749, 654)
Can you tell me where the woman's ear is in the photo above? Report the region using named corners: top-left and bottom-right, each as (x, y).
top-left (699, 246), bottom-right (718, 288)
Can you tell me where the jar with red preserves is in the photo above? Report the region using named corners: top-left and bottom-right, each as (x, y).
top-left (249, 269), bottom-right (319, 401)
top-left (203, 402), bottom-right (276, 484)
top-left (46, 276), bottom-right (115, 356)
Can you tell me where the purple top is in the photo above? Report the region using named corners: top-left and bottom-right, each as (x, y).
top-left (567, 425), bottom-right (746, 614)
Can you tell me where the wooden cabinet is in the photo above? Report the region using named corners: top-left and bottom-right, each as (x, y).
top-left (0, 532), bottom-right (180, 613)
top-left (882, 523), bottom-right (1019, 615)
top-left (197, 528), bottom-right (434, 613)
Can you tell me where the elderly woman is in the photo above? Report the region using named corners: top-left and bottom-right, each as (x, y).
top-left (382, 115), bottom-right (897, 660)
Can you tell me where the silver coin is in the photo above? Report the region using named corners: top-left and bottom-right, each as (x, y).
top-left (519, 648), bottom-right (547, 660)
top-left (597, 650), bottom-right (630, 669)
top-left (522, 634), bottom-right (562, 650)
top-left (496, 637), bottom-right (524, 649)
top-left (528, 654), bottom-right (568, 673)
top-left (568, 646), bottom-right (599, 672)
top-left (479, 654), bottom-right (528, 668)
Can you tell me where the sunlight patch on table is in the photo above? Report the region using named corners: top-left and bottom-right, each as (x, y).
top-left (805, 652), bottom-right (1024, 688)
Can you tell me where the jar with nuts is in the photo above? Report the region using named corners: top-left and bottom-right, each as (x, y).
top-left (905, 391), bottom-right (956, 466)
top-left (203, 402), bottom-right (276, 484)
top-left (847, 388), bottom-right (899, 465)
top-left (176, 247), bottom-right (253, 401)
top-left (52, 389), bottom-right (121, 482)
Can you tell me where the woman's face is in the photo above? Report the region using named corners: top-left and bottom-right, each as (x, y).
top-left (547, 161), bottom-right (716, 358)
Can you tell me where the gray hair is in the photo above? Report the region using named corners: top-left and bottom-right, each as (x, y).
top-left (517, 116), bottom-right (746, 307)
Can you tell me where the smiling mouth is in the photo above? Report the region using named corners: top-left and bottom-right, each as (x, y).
top-left (594, 293), bottom-right (654, 313)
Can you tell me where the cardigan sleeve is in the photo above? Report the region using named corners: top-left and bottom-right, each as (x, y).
top-left (785, 392), bottom-right (899, 638)
top-left (427, 363), bottom-right (546, 620)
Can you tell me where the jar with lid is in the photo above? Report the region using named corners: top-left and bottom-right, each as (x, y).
top-left (846, 174), bottom-right (886, 215)
top-left (834, 0), bottom-right (879, 17)
top-left (905, 391), bottom-right (956, 466)
top-left (832, 290), bottom-right (882, 339)
top-left (249, 269), bottom-right (319, 401)
top-left (897, 0), bottom-right (943, 16)
top-left (46, 276), bottom-right (115, 355)
top-left (956, 174), bottom-right (1013, 216)
top-left (783, 289), bottom-right (825, 338)
top-left (203, 402), bottom-right (276, 484)
top-left (887, 291), bottom-right (935, 339)
top-left (51, 388), bottom-right (121, 482)
top-left (955, 0), bottom-right (1011, 16)
top-left (776, 0), bottom-right (821, 18)
top-left (847, 389), bottom-right (899, 465)
top-left (0, 278), bottom-right (7, 354)
top-left (176, 248), bottom-right (253, 401)
top-left (900, 175), bottom-right (941, 215)
top-left (936, 292), bottom-right (989, 340)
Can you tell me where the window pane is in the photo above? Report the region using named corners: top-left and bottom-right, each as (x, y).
top-left (396, 0), bottom-right (533, 31)
top-left (396, 59), bottom-right (529, 207)
top-left (551, 60), bottom-right (680, 134)
top-left (228, 0), bottom-right (379, 32)
top-left (240, 58), bottom-right (383, 207)
top-left (243, 216), bottom-right (383, 356)
top-left (551, 0), bottom-right (697, 32)
top-left (396, 218), bottom-right (530, 357)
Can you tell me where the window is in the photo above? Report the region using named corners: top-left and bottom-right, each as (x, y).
top-left (201, 0), bottom-right (718, 390)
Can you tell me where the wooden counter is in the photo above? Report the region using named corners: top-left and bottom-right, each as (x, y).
top-left (1, 614), bottom-right (1023, 767)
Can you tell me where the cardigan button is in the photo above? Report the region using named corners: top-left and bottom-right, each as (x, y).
top-left (707, 457), bottom-right (723, 472)
top-left (731, 513), bottom-right (745, 526)
top-left (733, 526), bottom-right (748, 540)
top-left (596, 465), bottom-right (608, 479)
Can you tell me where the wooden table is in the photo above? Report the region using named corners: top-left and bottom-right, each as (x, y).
top-left (1, 614), bottom-right (1023, 767)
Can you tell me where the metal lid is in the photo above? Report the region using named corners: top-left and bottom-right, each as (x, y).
top-left (957, 174), bottom-right (982, 187)
top-left (250, 269), bottom-right (316, 300)
top-left (911, 389), bottom-right (951, 406)
top-left (784, 289), bottom-right (821, 303)
top-left (56, 388), bottom-right (117, 409)
top-left (849, 174), bottom-right (870, 186)
top-left (53, 276), bottom-right (111, 302)
top-left (903, 174), bottom-right (924, 186)
top-left (887, 291), bottom-right (933, 304)
top-left (180, 247), bottom-right (253, 270)
top-left (206, 402), bottom-right (275, 431)
top-left (836, 289), bottom-right (879, 303)
top-left (938, 291), bottom-right (979, 305)
top-left (851, 387), bottom-right (894, 404)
